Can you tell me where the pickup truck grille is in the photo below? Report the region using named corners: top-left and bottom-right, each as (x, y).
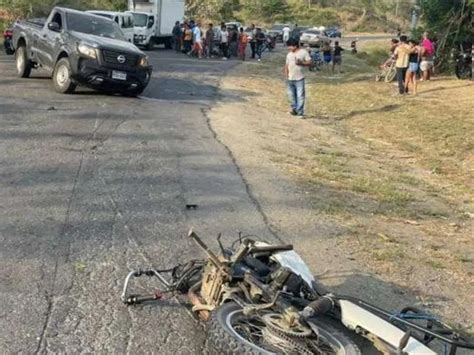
top-left (102, 50), bottom-right (139, 67)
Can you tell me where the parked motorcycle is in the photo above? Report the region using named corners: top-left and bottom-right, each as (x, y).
top-left (3, 27), bottom-right (15, 55)
top-left (121, 230), bottom-right (474, 354)
top-left (454, 45), bottom-right (472, 80)
top-left (264, 34), bottom-right (276, 52)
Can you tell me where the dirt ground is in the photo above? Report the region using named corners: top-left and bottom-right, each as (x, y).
top-left (209, 44), bottom-right (474, 336)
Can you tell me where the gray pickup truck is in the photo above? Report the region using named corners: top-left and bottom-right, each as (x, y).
top-left (12, 7), bottom-right (152, 95)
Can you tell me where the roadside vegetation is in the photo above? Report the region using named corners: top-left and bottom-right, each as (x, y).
top-left (0, 0), bottom-right (414, 32)
top-left (0, 0), bottom-right (125, 31)
top-left (213, 40), bottom-right (473, 330)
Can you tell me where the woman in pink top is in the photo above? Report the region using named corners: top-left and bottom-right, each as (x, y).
top-left (420, 32), bottom-right (434, 80)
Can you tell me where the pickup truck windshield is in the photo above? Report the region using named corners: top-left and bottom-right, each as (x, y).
top-left (66, 13), bottom-right (125, 40)
top-left (131, 13), bottom-right (148, 27)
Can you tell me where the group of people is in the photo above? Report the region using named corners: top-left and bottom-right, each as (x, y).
top-left (171, 21), bottom-right (269, 61)
top-left (393, 32), bottom-right (436, 95)
top-left (319, 40), bottom-right (345, 74)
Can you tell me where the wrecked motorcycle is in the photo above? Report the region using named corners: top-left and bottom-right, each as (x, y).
top-left (121, 230), bottom-right (474, 354)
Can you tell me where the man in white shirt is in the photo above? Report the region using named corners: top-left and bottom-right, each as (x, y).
top-left (282, 25), bottom-right (291, 43)
top-left (191, 21), bottom-right (203, 58)
top-left (284, 38), bottom-right (312, 118)
top-left (220, 25), bottom-right (229, 60)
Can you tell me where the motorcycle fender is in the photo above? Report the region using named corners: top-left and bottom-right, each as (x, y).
top-left (339, 300), bottom-right (436, 354)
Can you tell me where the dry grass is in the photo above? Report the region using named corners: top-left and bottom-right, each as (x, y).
top-left (223, 41), bottom-right (474, 279)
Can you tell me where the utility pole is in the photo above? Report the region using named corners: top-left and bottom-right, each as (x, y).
top-left (395, 0), bottom-right (400, 17)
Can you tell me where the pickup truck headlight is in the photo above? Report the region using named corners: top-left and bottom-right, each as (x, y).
top-left (77, 43), bottom-right (97, 59)
top-left (139, 55), bottom-right (149, 67)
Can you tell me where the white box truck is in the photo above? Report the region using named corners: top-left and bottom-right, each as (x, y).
top-left (127, 0), bottom-right (185, 49)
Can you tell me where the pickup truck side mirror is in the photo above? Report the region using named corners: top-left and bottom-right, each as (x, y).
top-left (48, 22), bottom-right (61, 32)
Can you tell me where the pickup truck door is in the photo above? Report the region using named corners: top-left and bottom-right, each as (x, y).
top-left (36, 11), bottom-right (64, 70)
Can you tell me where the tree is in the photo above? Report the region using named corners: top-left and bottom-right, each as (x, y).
top-left (420, 0), bottom-right (473, 69)
top-left (238, 0), bottom-right (289, 23)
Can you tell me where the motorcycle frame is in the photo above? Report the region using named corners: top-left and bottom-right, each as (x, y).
top-left (121, 230), bottom-right (474, 354)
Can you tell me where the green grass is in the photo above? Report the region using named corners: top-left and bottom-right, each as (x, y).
top-left (356, 44), bottom-right (388, 67)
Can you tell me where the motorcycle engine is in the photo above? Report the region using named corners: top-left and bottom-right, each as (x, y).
top-left (269, 266), bottom-right (304, 296)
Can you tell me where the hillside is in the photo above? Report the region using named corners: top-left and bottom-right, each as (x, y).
top-left (1, 0), bottom-right (413, 32)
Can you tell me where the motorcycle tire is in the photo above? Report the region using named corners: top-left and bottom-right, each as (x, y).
top-left (207, 302), bottom-right (361, 355)
top-left (455, 64), bottom-right (472, 80)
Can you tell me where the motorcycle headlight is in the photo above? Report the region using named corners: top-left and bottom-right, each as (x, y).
top-left (77, 43), bottom-right (97, 59)
top-left (139, 55), bottom-right (149, 67)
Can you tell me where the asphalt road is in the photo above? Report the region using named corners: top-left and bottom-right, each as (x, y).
top-left (0, 49), bottom-right (276, 354)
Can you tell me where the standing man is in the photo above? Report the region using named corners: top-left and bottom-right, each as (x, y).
top-left (220, 25), bottom-right (229, 60)
top-left (291, 23), bottom-right (300, 41)
top-left (332, 41), bottom-right (344, 74)
top-left (284, 38), bottom-right (312, 118)
top-left (229, 26), bottom-right (239, 57)
top-left (282, 24), bottom-right (291, 43)
top-left (249, 24), bottom-right (257, 59)
top-left (255, 27), bottom-right (266, 62)
top-left (394, 35), bottom-right (410, 94)
top-left (191, 20), bottom-right (203, 58)
top-left (205, 23), bottom-right (214, 58)
top-left (172, 21), bottom-right (182, 52)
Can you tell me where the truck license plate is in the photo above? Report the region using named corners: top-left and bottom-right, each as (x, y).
top-left (112, 71), bottom-right (127, 80)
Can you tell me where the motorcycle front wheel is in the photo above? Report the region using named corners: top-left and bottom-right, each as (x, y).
top-left (455, 63), bottom-right (472, 80)
top-left (208, 302), bottom-right (361, 355)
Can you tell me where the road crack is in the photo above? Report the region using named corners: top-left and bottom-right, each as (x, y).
top-left (201, 107), bottom-right (283, 243)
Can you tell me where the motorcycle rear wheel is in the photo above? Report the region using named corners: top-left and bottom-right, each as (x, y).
top-left (208, 302), bottom-right (361, 355)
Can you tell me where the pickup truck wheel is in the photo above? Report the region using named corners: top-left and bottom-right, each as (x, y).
top-left (16, 46), bottom-right (32, 78)
top-left (53, 58), bottom-right (76, 94)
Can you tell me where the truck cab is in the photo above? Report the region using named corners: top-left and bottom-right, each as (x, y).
top-left (127, 0), bottom-right (185, 50)
top-left (87, 11), bottom-right (135, 43)
top-left (127, 11), bottom-right (157, 49)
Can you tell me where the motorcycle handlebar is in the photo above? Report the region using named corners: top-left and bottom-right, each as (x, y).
top-left (125, 292), bottom-right (163, 305)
